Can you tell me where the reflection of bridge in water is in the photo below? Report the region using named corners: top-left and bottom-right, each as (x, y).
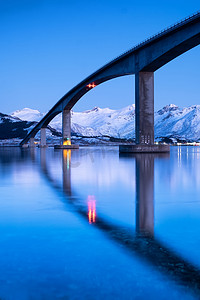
top-left (36, 148), bottom-right (200, 297)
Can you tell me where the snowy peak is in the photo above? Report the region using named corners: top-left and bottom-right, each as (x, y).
top-left (84, 107), bottom-right (101, 113)
top-left (70, 105), bottom-right (135, 138)
top-left (11, 108), bottom-right (44, 122)
top-left (82, 106), bottom-right (115, 114)
top-left (157, 104), bottom-right (179, 115)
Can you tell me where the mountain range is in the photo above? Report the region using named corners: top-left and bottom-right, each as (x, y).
top-left (1, 104), bottom-right (200, 143)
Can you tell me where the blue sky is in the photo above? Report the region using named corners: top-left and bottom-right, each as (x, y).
top-left (0, 0), bottom-right (199, 114)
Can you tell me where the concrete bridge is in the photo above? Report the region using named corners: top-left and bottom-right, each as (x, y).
top-left (20, 12), bottom-right (200, 151)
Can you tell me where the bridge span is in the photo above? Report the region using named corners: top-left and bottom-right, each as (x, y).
top-left (20, 12), bottom-right (200, 151)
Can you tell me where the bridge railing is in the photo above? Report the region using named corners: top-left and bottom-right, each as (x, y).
top-left (81, 11), bottom-right (200, 83)
top-left (105, 11), bottom-right (200, 66)
top-left (134, 11), bottom-right (200, 48)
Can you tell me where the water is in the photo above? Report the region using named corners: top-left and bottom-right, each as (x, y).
top-left (0, 146), bottom-right (200, 299)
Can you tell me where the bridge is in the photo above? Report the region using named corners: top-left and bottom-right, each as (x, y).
top-left (20, 12), bottom-right (200, 152)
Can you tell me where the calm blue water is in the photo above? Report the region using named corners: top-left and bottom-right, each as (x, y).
top-left (0, 146), bottom-right (200, 300)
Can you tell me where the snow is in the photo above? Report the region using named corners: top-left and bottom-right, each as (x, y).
top-left (9, 103), bottom-right (200, 142)
top-left (11, 108), bottom-right (45, 122)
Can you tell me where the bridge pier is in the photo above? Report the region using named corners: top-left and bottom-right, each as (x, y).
top-left (135, 72), bottom-right (154, 145)
top-left (54, 109), bottom-right (79, 149)
top-left (62, 109), bottom-right (71, 145)
top-left (40, 128), bottom-right (47, 147)
top-left (120, 72), bottom-right (169, 153)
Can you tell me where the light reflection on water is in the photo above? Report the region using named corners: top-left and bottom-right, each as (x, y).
top-left (87, 195), bottom-right (96, 224)
top-left (0, 146), bottom-right (200, 299)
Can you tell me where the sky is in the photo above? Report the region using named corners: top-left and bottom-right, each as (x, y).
top-left (0, 0), bottom-right (199, 114)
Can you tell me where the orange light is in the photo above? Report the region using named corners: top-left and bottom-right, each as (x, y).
top-left (87, 195), bottom-right (96, 224)
top-left (87, 83), bottom-right (96, 89)
top-left (63, 140), bottom-right (71, 146)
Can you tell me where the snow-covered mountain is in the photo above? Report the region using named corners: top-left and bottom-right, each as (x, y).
top-left (155, 104), bottom-right (200, 141)
top-left (0, 112), bottom-right (36, 140)
top-left (8, 103), bottom-right (200, 142)
top-left (0, 111), bottom-right (60, 141)
top-left (11, 105), bottom-right (136, 139)
top-left (11, 108), bottom-right (45, 122)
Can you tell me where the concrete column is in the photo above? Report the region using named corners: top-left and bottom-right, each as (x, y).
top-left (40, 128), bottom-right (46, 147)
top-left (135, 72), bottom-right (154, 144)
top-left (135, 154), bottom-right (154, 236)
top-left (29, 137), bottom-right (35, 147)
top-left (62, 109), bottom-right (71, 144)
